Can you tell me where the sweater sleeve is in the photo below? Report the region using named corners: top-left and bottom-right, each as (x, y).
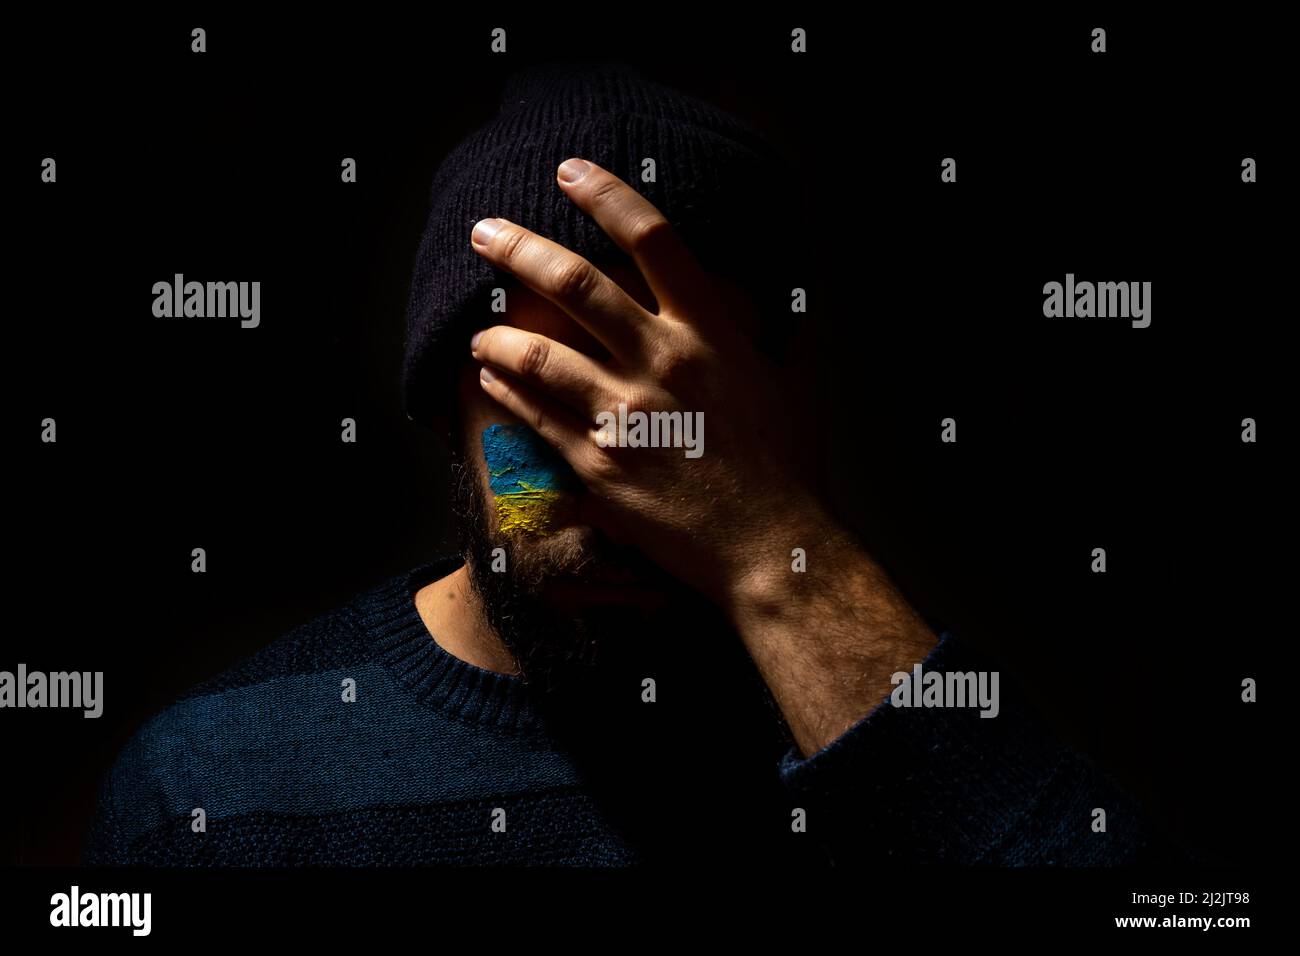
top-left (776, 632), bottom-right (1171, 865)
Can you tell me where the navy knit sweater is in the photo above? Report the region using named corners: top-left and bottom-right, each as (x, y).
top-left (83, 556), bottom-right (1168, 866)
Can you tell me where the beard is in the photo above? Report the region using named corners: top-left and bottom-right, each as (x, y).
top-left (449, 442), bottom-right (694, 695)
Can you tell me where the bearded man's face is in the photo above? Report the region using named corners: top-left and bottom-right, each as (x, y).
top-left (447, 265), bottom-right (699, 692)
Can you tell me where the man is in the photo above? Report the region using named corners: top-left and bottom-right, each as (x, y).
top-left (84, 61), bottom-right (1167, 866)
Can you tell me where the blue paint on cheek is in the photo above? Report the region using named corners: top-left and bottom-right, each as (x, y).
top-left (481, 424), bottom-right (580, 495)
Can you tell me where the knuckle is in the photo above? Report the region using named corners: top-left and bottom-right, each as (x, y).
top-left (620, 383), bottom-right (656, 413)
top-left (517, 336), bottom-right (550, 379)
top-left (551, 257), bottom-right (597, 302)
top-left (498, 227), bottom-right (528, 264)
top-left (648, 344), bottom-right (700, 388)
top-left (589, 178), bottom-right (624, 208)
top-left (528, 404), bottom-right (551, 439)
top-left (626, 214), bottom-right (672, 256)
top-left (580, 444), bottom-right (621, 484)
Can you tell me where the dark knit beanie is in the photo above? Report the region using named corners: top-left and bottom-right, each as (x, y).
top-left (402, 60), bottom-right (807, 426)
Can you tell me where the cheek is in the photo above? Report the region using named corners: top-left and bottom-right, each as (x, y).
top-left (480, 424), bottom-right (580, 536)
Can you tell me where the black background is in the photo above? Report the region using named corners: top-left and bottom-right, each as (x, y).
top-left (3, 7), bottom-right (1282, 933)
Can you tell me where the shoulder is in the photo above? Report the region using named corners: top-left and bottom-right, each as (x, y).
top-left (181, 568), bottom-right (420, 701)
top-left (83, 570), bottom-right (419, 865)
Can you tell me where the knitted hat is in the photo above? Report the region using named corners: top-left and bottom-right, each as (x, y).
top-left (402, 60), bottom-right (805, 426)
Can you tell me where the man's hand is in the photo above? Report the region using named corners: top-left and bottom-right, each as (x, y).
top-left (469, 157), bottom-right (805, 609)
top-left (469, 157), bottom-right (937, 754)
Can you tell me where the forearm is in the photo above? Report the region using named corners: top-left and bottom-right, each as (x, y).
top-left (722, 504), bottom-right (939, 756)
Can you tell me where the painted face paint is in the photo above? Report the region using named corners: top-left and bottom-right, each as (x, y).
top-left (481, 424), bottom-right (580, 536)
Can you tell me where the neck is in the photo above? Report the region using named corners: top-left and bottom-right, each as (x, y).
top-left (413, 563), bottom-right (519, 676)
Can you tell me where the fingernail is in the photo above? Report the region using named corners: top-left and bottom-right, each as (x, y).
top-left (470, 331), bottom-right (483, 354)
top-left (557, 158), bottom-right (591, 184)
top-left (472, 218), bottom-right (503, 245)
top-left (480, 366), bottom-right (496, 384)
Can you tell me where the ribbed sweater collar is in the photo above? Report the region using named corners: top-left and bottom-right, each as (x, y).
top-left (350, 556), bottom-right (544, 735)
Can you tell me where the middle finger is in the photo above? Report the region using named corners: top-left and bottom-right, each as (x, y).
top-left (471, 217), bottom-right (653, 362)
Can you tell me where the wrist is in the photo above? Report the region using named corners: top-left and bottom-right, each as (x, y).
top-left (716, 498), bottom-right (852, 629)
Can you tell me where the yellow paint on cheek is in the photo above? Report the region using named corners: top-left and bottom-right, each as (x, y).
top-left (494, 485), bottom-right (571, 536)
top-left (481, 424), bottom-right (580, 537)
